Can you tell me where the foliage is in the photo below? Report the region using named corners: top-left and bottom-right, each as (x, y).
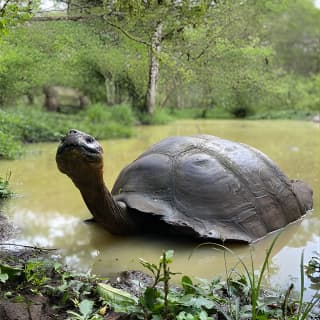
top-left (265, 0), bottom-right (320, 76)
top-left (0, 0), bottom-right (34, 38)
top-left (1, 244), bottom-right (320, 319)
top-left (0, 104), bottom-right (134, 159)
top-left (0, 172), bottom-right (12, 199)
top-left (84, 32), bottom-right (149, 107)
top-left (0, 21), bottom-right (108, 105)
top-left (97, 246), bottom-right (320, 320)
top-left (137, 108), bottom-right (174, 125)
top-left (1, 0), bottom-right (320, 116)
top-left (0, 257), bottom-right (103, 318)
top-left (0, 129), bottom-right (23, 159)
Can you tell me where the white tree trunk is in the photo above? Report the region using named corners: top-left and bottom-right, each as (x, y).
top-left (145, 22), bottom-right (162, 114)
top-left (105, 77), bottom-right (115, 105)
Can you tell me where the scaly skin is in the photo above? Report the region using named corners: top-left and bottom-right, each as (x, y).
top-left (56, 129), bottom-right (137, 234)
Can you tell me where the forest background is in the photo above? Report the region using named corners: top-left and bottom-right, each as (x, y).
top-left (0, 0), bottom-right (320, 159)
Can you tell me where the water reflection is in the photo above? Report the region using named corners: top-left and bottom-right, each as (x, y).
top-left (1, 120), bottom-right (319, 296)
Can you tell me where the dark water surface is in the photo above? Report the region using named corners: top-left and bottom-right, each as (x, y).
top-left (1, 120), bottom-right (319, 297)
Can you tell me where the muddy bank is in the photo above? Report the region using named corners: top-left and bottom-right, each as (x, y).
top-left (0, 212), bottom-right (146, 320)
top-left (0, 213), bottom-right (58, 319)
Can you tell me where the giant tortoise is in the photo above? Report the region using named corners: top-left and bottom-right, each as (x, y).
top-left (56, 129), bottom-right (313, 243)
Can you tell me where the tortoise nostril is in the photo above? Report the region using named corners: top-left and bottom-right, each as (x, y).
top-left (69, 129), bottom-right (78, 135)
top-left (86, 136), bottom-right (94, 143)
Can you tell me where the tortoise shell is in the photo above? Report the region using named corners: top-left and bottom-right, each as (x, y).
top-left (112, 135), bottom-right (308, 242)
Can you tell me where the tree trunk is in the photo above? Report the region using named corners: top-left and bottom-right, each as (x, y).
top-left (144, 22), bottom-right (162, 114)
top-left (105, 77), bottom-right (116, 105)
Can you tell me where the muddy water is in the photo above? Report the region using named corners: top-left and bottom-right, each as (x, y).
top-left (1, 120), bottom-right (319, 295)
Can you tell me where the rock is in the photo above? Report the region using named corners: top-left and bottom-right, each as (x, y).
top-left (0, 296), bottom-right (56, 320)
top-left (43, 86), bottom-right (90, 113)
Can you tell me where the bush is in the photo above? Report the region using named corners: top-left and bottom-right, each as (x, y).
top-left (80, 104), bottom-right (110, 124)
top-left (110, 104), bottom-right (135, 126)
top-left (137, 108), bottom-right (174, 125)
top-left (0, 104), bottom-right (135, 159)
top-left (0, 131), bottom-right (23, 160)
top-left (0, 174), bottom-right (12, 199)
top-left (227, 105), bottom-right (254, 118)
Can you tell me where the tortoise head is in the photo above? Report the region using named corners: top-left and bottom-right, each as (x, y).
top-left (56, 129), bottom-right (103, 181)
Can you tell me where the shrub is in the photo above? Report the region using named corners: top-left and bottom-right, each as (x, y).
top-left (137, 108), bottom-right (174, 125)
top-left (0, 130), bottom-right (23, 160)
top-left (0, 104), bottom-right (135, 159)
top-left (110, 104), bottom-right (135, 126)
top-left (0, 174), bottom-right (12, 199)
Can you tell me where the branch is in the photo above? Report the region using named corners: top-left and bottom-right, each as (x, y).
top-left (161, 26), bottom-right (184, 41)
top-left (102, 15), bottom-right (151, 47)
top-left (0, 0), bottom-right (11, 15)
top-left (31, 14), bottom-right (102, 21)
top-left (30, 13), bottom-right (151, 48)
top-left (0, 243), bottom-right (57, 251)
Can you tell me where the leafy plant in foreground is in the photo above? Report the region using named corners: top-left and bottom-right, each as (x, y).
top-left (97, 239), bottom-right (320, 320)
top-left (0, 257), bottom-right (101, 317)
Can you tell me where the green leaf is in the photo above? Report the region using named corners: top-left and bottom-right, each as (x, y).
top-left (182, 275), bottom-right (194, 294)
top-left (160, 250), bottom-right (174, 263)
top-left (96, 283), bottom-right (138, 305)
top-left (0, 264), bottom-right (22, 280)
top-left (79, 299), bottom-right (94, 317)
top-left (177, 312), bottom-right (195, 320)
top-left (179, 295), bottom-right (215, 309)
top-left (142, 287), bottom-right (160, 310)
top-left (199, 310), bottom-right (212, 320)
top-left (0, 272), bottom-right (9, 283)
top-left (139, 259), bottom-right (159, 275)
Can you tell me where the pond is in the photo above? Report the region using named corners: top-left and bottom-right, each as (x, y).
top-left (1, 120), bottom-right (319, 297)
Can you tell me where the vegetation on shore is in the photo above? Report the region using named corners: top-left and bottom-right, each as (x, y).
top-left (1, 244), bottom-right (320, 320)
top-left (0, 173), bottom-right (12, 200)
top-left (1, 103), bottom-right (317, 161)
top-left (0, 104), bottom-right (134, 160)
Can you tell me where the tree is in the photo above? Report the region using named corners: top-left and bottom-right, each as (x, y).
top-left (47, 0), bottom-right (212, 114)
top-left (0, 20), bottom-right (107, 105)
top-left (157, 0), bottom-right (276, 114)
top-left (100, 1), bottom-right (214, 114)
top-left (0, 0), bottom-right (35, 37)
top-left (265, 0), bottom-right (320, 75)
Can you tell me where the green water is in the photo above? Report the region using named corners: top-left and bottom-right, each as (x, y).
top-left (1, 120), bottom-right (319, 295)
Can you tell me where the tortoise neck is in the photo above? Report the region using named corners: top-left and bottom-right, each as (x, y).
top-left (71, 171), bottom-right (137, 234)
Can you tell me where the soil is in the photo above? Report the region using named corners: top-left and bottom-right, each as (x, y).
top-left (0, 211), bottom-right (148, 320)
